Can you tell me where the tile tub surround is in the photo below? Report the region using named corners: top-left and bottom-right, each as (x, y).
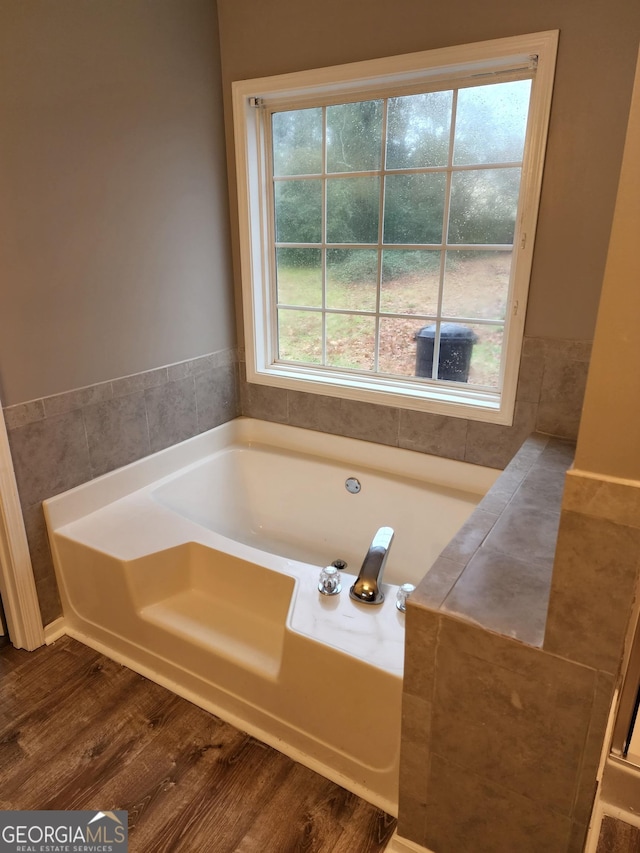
top-left (399, 436), bottom-right (640, 852)
top-left (4, 349), bottom-right (239, 625)
top-left (239, 336), bottom-right (592, 470)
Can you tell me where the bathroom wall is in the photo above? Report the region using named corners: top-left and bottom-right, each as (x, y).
top-left (0, 0), bottom-right (235, 405)
top-left (0, 0), bottom-right (237, 625)
top-left (217, 0), bottom-right (640, 463)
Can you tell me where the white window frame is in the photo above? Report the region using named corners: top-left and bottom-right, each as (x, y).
top-left (232, 31), bottom-right (558, 425)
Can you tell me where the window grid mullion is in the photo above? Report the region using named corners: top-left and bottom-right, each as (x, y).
top-left (271, 160), bottom-right (523, 183)
top-left (432, 87), bottom-right (460, 381)
top-left (321, 105), bottom-right (328, 366)
top-left (275, 304), bottom-right (506, 326)
top-left (266, 112), bottom-right (281, 365)
top-left (373, 99), bottom-right (390, 374)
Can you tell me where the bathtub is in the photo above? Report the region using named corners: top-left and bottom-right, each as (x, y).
top-left (44, 417), bottom-right (498, 814)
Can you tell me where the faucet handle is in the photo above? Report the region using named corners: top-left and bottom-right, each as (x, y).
top-left (396, 583), bottom-right (416, 612)
top-left (318, 566), bottom-right (342, 596)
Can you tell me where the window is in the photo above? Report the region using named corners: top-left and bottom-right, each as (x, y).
top-left (233, 32), bottom-right (558, 424)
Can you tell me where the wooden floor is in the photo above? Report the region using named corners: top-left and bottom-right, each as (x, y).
top-left (597, 815), bottom-right (640, 852)
top-left (0, 636), bottom-right (395, 852)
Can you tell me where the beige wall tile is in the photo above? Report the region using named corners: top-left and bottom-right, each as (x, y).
top-left (465, 402), bottom-right (538, 468)
top-left (195, 363), bottom-right (239, 432)
top-left (439, 508), bottom-right (499, 564)
top-left (477, 434), bottom-right (547, 514)
top-left (572, 672), bottom-right (615, 825)
top-left (545, 510), bottom-right (640, 673)
top-left (423, 754), bottom-right (572, 853)
top-left (403, 605), bottom-right (439, 701)
top-left (401, 693), bottom-right (432, 746)
top-left (3, 400), bottom-right (45, 430)
top-left (399, 738), bottom-right (430, 815)
top-left (338, 398), bottom-right (399, 446)
top-left (286, 390), bottom-right (342, 434)
top-left (483, 498), bottom-right (561, 566)
top-left (84, 392), bottom-right (150, 477)
top-left (34, 570), bottom-right (63, 627)
top-left (537, 358), bottom-right (590, 440)
top-left (145, 377), bottom-right (198, 453)
top-left (239, 371), bottom-right (288, 423)
top-left (43, 382), bottom-right (113, 417)
top-left (398, 409), bottom-right (468, 459)
top-left (432, 620), bottom-right (595, 815)
top-left (8, 410), bottom-right (92, 508)
top-left (414, 556), bottom-right (466, 609)
top-left (23, 503), bottom-right (60, 623)
top-left (516, 338), bottom-right (545, 403)
top-left (397, 793), bottom-right (427, 845)
top-left (564, 470), bottom-right (640, 530)
top-left (568, 821), bottom-right (589, 853)
top-left (441, 549), bottom-right (551, 647)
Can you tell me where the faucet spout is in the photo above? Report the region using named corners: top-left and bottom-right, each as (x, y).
top-left (349, 526), bottom-right (394, 605)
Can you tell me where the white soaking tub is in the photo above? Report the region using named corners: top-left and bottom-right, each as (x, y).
top-left (44, 417), bottom-right (498, 814)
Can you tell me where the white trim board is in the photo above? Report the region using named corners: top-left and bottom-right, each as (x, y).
top-left (385, 833), bottom-right (434, 853)
top-left (44, 617), bottom-right (67, 645)
top-left (0, 402), bottom-right (44, 649)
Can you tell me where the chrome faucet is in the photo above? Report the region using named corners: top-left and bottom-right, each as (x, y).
top-left (349, 526), bottom-right (394, 605)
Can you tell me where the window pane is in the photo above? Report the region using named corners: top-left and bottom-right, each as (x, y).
top-left (383, 173), bottom-right (446, 244)
top-left (380, 250), bottom-right (440, 315)
top-left (466, 324), bottom-right (504, 388)
top-left (327, 249), bottom-right (378, 311)
top-left (326, 313), bottom-right (375, 370)
top-left (326, 177), bottom-right (380, 243)
top-left (278, 309), bottom-right (323, 363)
top-left (276, 248), bottom-right (322, 307)
top-left (327, 100), bottom-right (383, 173)
top-left (272, 108), bottom-right (323, 176)
top-left (275, 179), bottom-right (322, 243)
top-left (386, 91), bottom-right (453, 169)
top-left (448, 168), bottom-right (521, 244)
top-left (442, 250), bottom-right (511, 320)
top-left (454, 80), bottom-right (532, 166)
top-left (378, 317), bottom-right (420, 376)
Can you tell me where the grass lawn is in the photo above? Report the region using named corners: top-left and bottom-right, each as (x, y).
top-left (276, 254), bottom-right (510, 387)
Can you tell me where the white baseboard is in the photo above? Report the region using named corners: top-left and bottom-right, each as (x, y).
top-left (43, 617), bottom-right (67, 644)
top-left (385, 832), bottom-right (434, 853)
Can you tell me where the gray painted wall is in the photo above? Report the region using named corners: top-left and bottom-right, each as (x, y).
top-left (0, 0), bottom-right (235, 406)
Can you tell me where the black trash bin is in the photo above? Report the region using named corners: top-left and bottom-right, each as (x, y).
top-left (415, 323), bottom-right (478, 382)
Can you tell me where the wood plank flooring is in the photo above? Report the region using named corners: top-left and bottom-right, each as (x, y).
top-left (597, 815), bottom-right (640, 852)
top-left (0, 636), bottom-right (395, 852)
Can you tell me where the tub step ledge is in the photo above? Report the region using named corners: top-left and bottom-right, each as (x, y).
top-left (140, 589), bottom-right (284, 680)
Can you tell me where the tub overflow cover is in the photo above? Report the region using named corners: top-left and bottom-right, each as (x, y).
top-left (345, 477), bottom-right (361, 494)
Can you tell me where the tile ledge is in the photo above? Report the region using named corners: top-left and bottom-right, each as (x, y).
top-left (568, 468), bottom-right (640, 489)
